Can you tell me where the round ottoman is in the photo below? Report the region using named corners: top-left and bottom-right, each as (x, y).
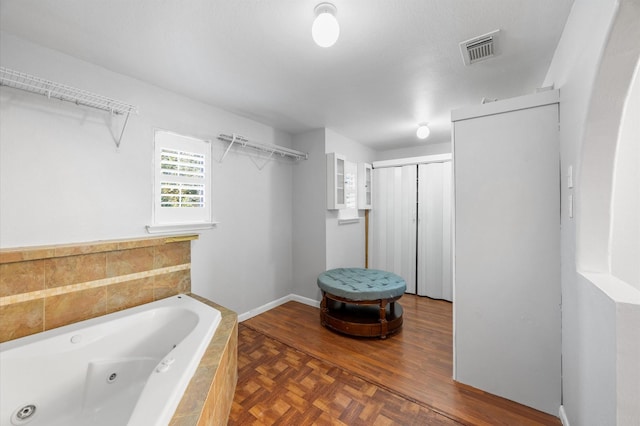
top-left (317, 268), bottom-right (406, 338)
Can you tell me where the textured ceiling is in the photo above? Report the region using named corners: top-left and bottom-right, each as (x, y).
top-left (0, 0), bottom-right (573, 150)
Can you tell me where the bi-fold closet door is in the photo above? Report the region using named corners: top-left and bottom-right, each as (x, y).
top-left (417, 162), bottom-right (452, 300)
top-left (369, 161), bottom-right (452, 300)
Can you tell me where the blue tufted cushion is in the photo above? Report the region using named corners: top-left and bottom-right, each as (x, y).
top-left (317, 268), bottom-right (406, 301)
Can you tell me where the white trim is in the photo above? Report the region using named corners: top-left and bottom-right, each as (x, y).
top-left (290, 294), bottom-right (321, 308)
top-left (451, 123), bottom-right (457, 380)
top-left (372, 153), bottom-right (451, 169)
top-left (238, 293), bottom-right (321, 322)
top-left (559, 405), bottom-right (570, 426)
top-left (338, 218), bottom-right (360, 225)
top-left (579, 271), bottom-right (640, 304)
top-left (146, 222), bottom-right (218, 234)
top-left (451, 89), bottom-right (559, 122)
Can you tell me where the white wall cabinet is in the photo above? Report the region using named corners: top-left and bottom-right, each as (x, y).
top-left (326, 153), bottom-right (346, 210)
top-left (452, 90), bottom-right (560, 415)
top-left (357, 162), bottom-right (373, 210)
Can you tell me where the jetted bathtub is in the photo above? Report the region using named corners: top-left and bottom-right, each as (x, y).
top-left (0, 294), bottom-right (221, 426)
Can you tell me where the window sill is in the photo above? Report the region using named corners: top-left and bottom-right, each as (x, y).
top-left (578, 271), bottom-right (640, 305)
top-left (338, 218), bottom-right (360, 225)
top-left (146, 222), bottom-right (218, 235)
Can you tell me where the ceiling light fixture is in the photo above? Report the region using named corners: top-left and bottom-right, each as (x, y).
top-left (312, 3), bottom-right (340, 48)
top-left (417, 123), bottom-right (431, 139)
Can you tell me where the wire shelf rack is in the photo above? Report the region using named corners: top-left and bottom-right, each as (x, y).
top-left (0, 66), bottom-right (138, 146)
top-left (217, 133), bottom-right (309, 169)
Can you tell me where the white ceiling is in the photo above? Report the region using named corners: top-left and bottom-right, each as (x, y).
top-left (0, 0), bottom-right (573, 150)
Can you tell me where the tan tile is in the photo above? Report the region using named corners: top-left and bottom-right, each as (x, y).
top-left (201, 377), bottom-right (219, 426)
top-left (0, 299), bottom-right (44, 342)
top-left (154, 241), bottom-right (191, 268)
top-left (44, 287), bottom-right (107, 330)
top-left (106, 277), bottom-right (155, 313)
top-left (0, 248), bottom-right (55, 264)
top-left (199, 341), bottom-right (225, 367)
top-left (0, 260), bottom-right (45, 297)
top-left (117, 237), bottom-right (164, 250)
top-left (106, 247), bottom-right (154, 277)
top-left (208, 398), bottom-right (220, 426)
top-left (0, 252), bottom-right (23, 264)
top-left (154, 270), bottom-right (191, 300)
top-left (169, 413), bottom-right (199, 426)
top-left (54, 242), bottom-right (119, 257)
top-left (45, 253), bottom-right (107, 288)
top-left (175, 365), bottom-right (216, 417)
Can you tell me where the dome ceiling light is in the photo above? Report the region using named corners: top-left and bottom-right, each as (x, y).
top-left (312, 3), bottom-right (339, 48)
top-left (417, 124), bottom-right (431, 139)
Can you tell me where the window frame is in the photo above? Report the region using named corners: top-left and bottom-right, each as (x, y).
top-left (146, 129), bottom-right (217, 234)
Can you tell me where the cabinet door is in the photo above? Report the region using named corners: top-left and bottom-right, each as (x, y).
top-left (358, 162), bottom-right (373, 210)
top-left (453, 103), bottom-right (560, 415)
top-left (326, 153), bottom-right (346, 209)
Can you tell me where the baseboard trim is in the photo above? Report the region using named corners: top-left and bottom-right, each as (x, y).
top-left (290, 294), bottom-right (321, 308)
top-left (238, 293), bottom-right (320, 322)
top-left (559, 405), bottom-right (570, 426)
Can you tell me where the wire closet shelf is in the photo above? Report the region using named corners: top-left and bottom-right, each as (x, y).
top-left (0, 66), bottom-right (138, 147)
top-left (217, 133), bottom-right (309, 164)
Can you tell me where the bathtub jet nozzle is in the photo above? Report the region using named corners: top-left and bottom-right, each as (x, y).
top-left (107, 372), bottom-right (117, 383)
top-left (11, 404), bottom-right (36, 425)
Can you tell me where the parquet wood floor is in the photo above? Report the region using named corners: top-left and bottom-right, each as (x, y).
top-left (229, 326), bottom-right (459, 425)
top-left (234, 294), bottom-right (561, 426)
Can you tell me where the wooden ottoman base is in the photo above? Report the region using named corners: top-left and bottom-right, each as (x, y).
top-left (320, 292), bottom-right (403, 339)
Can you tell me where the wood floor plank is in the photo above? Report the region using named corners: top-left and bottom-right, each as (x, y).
top-left (240, 294), bottom-right (560, 426)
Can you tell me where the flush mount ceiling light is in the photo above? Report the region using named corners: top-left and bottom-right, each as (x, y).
top-left (417, 124), bottom-right (431, 139)
top-left (312, 3), bottom-right (339, 48)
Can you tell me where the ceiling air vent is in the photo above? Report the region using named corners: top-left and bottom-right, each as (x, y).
top-left (459, 30), bottom-right (501, 66)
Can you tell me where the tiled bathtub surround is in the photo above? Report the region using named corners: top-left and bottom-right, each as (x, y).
top-left (0, 235), bottom-right (239, 425)
top-left (171, 295), bottom-right (238, 426)
top-left (0, 235), bottom-right (195, 342)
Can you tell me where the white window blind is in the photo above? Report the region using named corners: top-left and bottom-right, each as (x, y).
top-left (150, 130), bottom-right (213, 232)
top-left (160, 148), bottom-right (205, 208)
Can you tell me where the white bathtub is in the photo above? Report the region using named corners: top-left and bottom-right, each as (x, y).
top-left (0, 294), bottom-right (221, 426)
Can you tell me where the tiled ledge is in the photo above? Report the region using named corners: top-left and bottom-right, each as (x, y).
top-left (0, 234), bottom-right (199, 264)
top-left (170, 293), bottom-right (239, 426)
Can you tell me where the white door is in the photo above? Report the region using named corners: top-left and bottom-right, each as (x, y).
top-left (370, 165), bottom-right (417, 292)
top-left (417, 162), bottom-right (452, 301)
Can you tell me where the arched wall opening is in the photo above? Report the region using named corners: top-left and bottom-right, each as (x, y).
top-left (610, 59), bottom-right (639, 290)
top-left (577, 0), bottom-right (640, 283)
top-left (575, 1), bottom-right (640, 422)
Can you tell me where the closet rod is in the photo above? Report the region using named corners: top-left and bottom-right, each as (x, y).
top-left (0, 67), bottom-right (137, 116)
top-left (0, 67), bottom-right (138, 147)
top-left (217, 133), bottom-right (308, 162)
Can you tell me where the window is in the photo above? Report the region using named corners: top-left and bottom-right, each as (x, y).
top-left (147, 130), bottom-right (215, 233)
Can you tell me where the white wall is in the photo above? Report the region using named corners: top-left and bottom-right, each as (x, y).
top-left (375, 141), bottom-right (451, 161)
top-left (0, 33), bottom-right (294, 315)
top-left (611, 62), bottom-right (640, 290)
top-left (542, 0), bottom-right (640, 424)
top-left (290, 128), bottom-right (375, 302)
top-left (291, 129), bottom-right (327, 301)
top-left (325, 129), bottom-right (375, 270)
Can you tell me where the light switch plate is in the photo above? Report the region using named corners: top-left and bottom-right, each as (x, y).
top-left (569, 194), bottom-right (574, 218)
